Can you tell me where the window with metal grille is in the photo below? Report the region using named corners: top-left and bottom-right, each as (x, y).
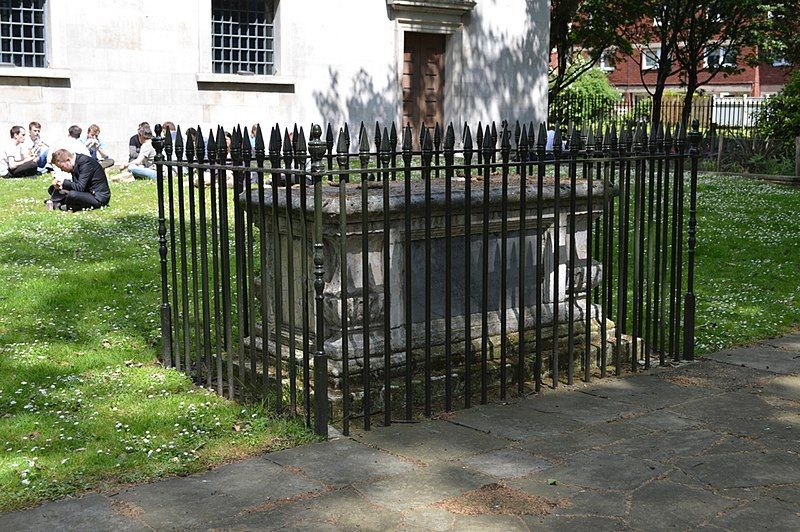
top-left (0, 0), bottom-right (47, 68)
top-left (212, 0), bottom-right (275, 75)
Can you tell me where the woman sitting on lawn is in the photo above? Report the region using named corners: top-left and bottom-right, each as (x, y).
top-left (121, 124), bottom-right (156, 179)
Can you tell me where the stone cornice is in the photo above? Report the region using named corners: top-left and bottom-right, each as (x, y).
top-left (387, 0), bottom-right (477, 16)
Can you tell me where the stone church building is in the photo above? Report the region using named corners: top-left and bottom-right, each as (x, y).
top-left (0, 0), bottom-right (548, 158)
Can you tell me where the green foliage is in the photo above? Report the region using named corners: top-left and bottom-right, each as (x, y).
top-left (756, 70), bottom-right (800, 152)
top-left (550, 64), bottom-right (622, 123)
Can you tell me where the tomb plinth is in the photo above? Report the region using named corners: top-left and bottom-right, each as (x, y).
top-left (247, 175), bottom-right (618, 386)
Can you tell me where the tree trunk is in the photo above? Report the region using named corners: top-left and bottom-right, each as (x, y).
top-left (681, 74), bottom-right (699, 128)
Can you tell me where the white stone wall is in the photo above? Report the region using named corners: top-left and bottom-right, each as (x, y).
top-left (0, 0), bottom-right (548, 161)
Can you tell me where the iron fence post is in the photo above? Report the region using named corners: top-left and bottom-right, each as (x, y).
top-left (683, 119), bottom-right (700, 361)
top-left (309, 124), bottom-right (329, 438)
top-left (153, 124), bottom-right (172, 368)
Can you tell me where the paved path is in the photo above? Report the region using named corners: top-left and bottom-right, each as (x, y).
top-left (2, 337), bottom-right (800, 531)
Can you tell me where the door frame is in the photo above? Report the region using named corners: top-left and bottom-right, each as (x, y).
top-left (393, 21), bottom-right (463, 132)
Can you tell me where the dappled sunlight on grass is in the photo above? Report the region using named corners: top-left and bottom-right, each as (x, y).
top-left (0, 176), bottom-right (316, 511)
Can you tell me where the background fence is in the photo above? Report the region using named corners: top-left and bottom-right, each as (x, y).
top-left (154, 119), bottom-right (699, 437)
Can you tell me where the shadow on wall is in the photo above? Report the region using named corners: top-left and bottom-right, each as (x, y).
top-left (313, 0), bottom-right (548, 132)
top-left (459, 0), bottom-right (548, 124)
top-left (313, 66), bottom-right (397, 132)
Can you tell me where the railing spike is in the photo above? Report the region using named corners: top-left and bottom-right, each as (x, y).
top-left (336, 127), bottom-right (348, 154)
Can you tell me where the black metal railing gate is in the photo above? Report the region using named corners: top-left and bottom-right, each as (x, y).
top-left (154, 118), bottom-right (700, 437)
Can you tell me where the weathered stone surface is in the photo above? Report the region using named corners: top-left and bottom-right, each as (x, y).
top-left (459, 447), bottom-right (553, 478)
top-left (657, 359), bottom-right (773, 392)
top-left (0, 494), bottom-right (141, 532)
top-left (519, 421), bottom-right (651, 460)
top-left (669, 390), bottom-right (782, 424)
top-left (227, 487), bottom-right (403, 531)
top-left (704, 346), bottom-right (800, 374)
top-left (581, 373), bottom-right (713, 409)
top-left (628, 479), bottom-right (738, 531)
top-left (523, 514), bottom-right (629, 531)
top-left (524, 452), bottom-right (667, 490)
top-left (450, 514), bottom-right (530, 531)
top-left (529, 390), bottom-right (643, 424)
top-left (351, 419), bottom-right (507, 465)
top-left (759, 332), bottom-right (800, 352)
top-left (627, 409), bottom-right (701, 431)
top-left (714, 495), bottom-right (800, 531)
top-left (111, 458), bottom-right (324, 530)
top-left (355, 463), bottom-right (494, 512)
top-left (553, 489), bottom-right (629, 518)
top-left (266, 437), bottom-right (417, 488)
top-left (673, 450), bottom-right (800, 488)
top-left (611, 429), bottom-right (723, 464)
top-left (448, 399), bottom-right (584, 441)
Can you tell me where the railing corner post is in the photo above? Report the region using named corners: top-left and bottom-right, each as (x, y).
top-left (309, 124), bottom-right (329, 438)
top-left (684, 119), bottom-right (701, 361)
top-left (153, 124), bottom-right (173, 368)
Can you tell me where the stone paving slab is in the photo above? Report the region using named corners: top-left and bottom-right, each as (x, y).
top-left (109, 457), bottom-right (324, 530)
top-left (3, 339), bottom-right (800, 531)
top-left (351, 418), bottom-right (508, 465)
top-left (447, 399), bottom-right (584, 441)
top-left (266, 437), bottom-right (418, 488)
top-left (705, 345), bottom-right (800, 374)
top-left (0, 493), bottom-right (142, 532)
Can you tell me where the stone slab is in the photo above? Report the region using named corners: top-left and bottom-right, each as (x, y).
top-left (669, 390), bottom-right (782, 424)
top-left (627, 410), bottom-right (701, 431)
top-left (530, 390), bottom-right (643, 424)
top-left (448, 400), bottom-right (584, 441)
top-left (553, 489), bottom-right (629, 518)
top-left (705, 346), bottom-right (800, 375)
top-left (0, 493), bottom-right (142, 532)
top-left (673, 450), bottom-right (800, 488)
top-left (355, 463), bottom-right (494, 512)
top-left (351, 419), bottom-right (507, 465)
top-left (713, 495), bottom-right (800, 531)
top-left (580, 373), bottom-right (713, 409)
top-left (523, 514), bottom-right (630, 531)
top-left (759, 332), bottom-right (800, 352)
top-left (657, 360), bottom-right (774, 392)
top-left (522, 452), bottom-right (667, 491)
top-left (519, 421), bottom-right (651, 460)
top-left (610, 428), bottom-right (723, 464)
top-left (225, 486), bottom-right (403, 531)
top-left (110, 458), bottom-right (324, 530)
top-left (627, 479), bottom-right (739, 531)
top-left (266, 438), bottom-right (418, 488)
top-left (459, 447), bottom-right (553, 479)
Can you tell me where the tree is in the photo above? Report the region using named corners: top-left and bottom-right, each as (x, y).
top-left (550, 63), bottom-right (622, 124)
top-left (761, 2), bottom-right (800, 66)
top-left (617, 0), bottom-right (694, 128)
top-left (756, 70), bottom-right (800, 151)
top-left (672, 0), bottom-right (770, 126)
top-left (548, 0), bottom-right (637, 100)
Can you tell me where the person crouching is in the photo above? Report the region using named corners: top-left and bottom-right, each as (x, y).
top-left (47, 149), bottom-right (111, 211)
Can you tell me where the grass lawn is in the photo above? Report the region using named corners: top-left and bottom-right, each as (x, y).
top-left (694, 174), bottom-right (800, 352)
top-left (1, 171), bottom-right (799, 511)
top-left (0, 175), bottom-right (316, 512)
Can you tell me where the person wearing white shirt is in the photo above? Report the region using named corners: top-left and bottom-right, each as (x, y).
top-left (0, 126), bottom-right (39, 178)
top-left (48, 125), bottom-right (91, 183)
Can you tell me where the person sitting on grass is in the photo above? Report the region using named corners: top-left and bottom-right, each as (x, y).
top-left (121, 124), bottom-right (156, 179)
top-left (22, 121), bottom-right (50, 170)
top-left (85, 124), bottom-right (115, 169)
top-left (0, 125), bottom-right (39, 178)
top-left (129, 121), bottom-right (149, 162)
top-left (46, 149), bottom-right (111, 212)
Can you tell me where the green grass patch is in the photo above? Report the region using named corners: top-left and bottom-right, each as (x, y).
top-left (0, 175), bottom-right (316, 512)
top-left (694, 174), bottom-right (800, 352)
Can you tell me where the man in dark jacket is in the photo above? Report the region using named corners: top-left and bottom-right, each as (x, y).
top-left (48, 149), bottom-right (111, 211)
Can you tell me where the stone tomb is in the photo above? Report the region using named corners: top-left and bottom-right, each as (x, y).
top-left (248, 175), bottom-right (617, 387)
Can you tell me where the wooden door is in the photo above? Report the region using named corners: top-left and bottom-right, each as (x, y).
top-left (403, 32), bottom-right (445, 146)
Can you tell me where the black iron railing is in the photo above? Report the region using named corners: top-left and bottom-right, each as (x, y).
top-left (154, 118), bottom-right (700, 438)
